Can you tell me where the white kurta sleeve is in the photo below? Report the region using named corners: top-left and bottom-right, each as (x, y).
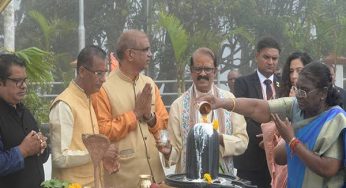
top-left (220, 111), bottom-right (248, 157)
top-left (49, 101), bottom-right (91, 168)
top-left (219, 91), bottom-right (248, 157)
top-left (165, 99), bottom-right (183, 169)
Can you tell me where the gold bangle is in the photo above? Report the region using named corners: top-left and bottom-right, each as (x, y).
top-left (230, 98), bottom-right (236, 112)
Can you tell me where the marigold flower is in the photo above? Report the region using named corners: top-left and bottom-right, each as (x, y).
top-left (212, 120), bottom-right (219, 130)
top-left (69, 183), bottom-right (82, 188)
top-left (203, 173), bottom-right (212, 184)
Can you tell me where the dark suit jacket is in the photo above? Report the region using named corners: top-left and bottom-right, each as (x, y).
top-left (233, 72), bottom-right (279, 182)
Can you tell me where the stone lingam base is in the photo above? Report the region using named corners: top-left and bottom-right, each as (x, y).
top-left (165, 173), bottom-right (257, 188)
top-left (166, 120), bottom-right (257, 188)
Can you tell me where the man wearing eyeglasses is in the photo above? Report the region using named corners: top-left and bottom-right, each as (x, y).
top-left (91, 30), bottom-right (168, 187)
top-left (0, 54), bottom-right (49, 187)
top-left (49, 45), bottom-right (119, 187)
top-left (158, 47), bottom-right (248, 177)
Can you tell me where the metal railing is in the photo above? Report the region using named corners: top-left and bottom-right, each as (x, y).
top-left (34, 80), bottom-right (229, 109)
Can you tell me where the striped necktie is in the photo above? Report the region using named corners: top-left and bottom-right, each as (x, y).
top-left (264, 79), bottom-right (273, 100)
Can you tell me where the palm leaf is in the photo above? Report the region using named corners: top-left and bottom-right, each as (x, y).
top-left (14, 47), bottom-right (53, 83)
top-left (159, 11), bottom-right (188, 64)
top-left (28, 10), bottom-right (51, 50)
top-left (159, 12), bottom-right (190, 94)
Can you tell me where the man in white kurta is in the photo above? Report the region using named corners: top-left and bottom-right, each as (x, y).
top-left (159, 47), bottom-right (248, 175)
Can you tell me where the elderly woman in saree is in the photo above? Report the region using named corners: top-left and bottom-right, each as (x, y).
top-left (198, 62), bottom-right (346, 188)
top-left (261, 51), bottom-right (313, 188)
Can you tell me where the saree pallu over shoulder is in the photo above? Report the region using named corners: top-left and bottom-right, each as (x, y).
top-left (287, 106), bottom-right (346, 188)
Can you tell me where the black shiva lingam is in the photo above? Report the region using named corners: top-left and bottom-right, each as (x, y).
top-left (165, 102), bottom-right (257, 188)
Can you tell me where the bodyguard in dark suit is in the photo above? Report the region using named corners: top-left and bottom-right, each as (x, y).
top-left (336, 86), bottom-right (346, 111)
top-left (233, 37), bottom-right (281, 188)
top-left (327, 63), bottom-right (346, 111)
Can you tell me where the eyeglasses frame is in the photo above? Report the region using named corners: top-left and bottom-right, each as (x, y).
top-left (292, 86), bottom-right (320, 98)
top-left (190, 66), bottom-right (216, 74)
top-left (82, 66), bottom-right (107, 79)
top-left (7, 77), bottom-right (28, 88)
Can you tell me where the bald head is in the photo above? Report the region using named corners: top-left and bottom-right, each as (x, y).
top-left (116, 29), bottom-right (149, 60)
top-left (227, 70), bottom-right (241, 92)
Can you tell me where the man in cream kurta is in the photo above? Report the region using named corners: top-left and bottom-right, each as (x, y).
top-left (167, 85), bottom-right (248, 174)
top-left (92, 30), bottom-right (168, 188)
top-left (159, 48), bottom-right (248, 176)
top-left (50, 46), bottom-right (117, 187)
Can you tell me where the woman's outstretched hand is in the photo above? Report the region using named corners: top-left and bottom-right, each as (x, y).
top-left (271, 113), bottom-right (294, 143)
top-left (196, 94), bottom-right (220, 110)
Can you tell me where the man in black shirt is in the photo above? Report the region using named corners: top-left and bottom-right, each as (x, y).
top-left (0, 54), bottom-right (49, 188)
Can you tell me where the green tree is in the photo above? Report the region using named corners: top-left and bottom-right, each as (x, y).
top-left (159, 12), bottom-right (188, 94)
